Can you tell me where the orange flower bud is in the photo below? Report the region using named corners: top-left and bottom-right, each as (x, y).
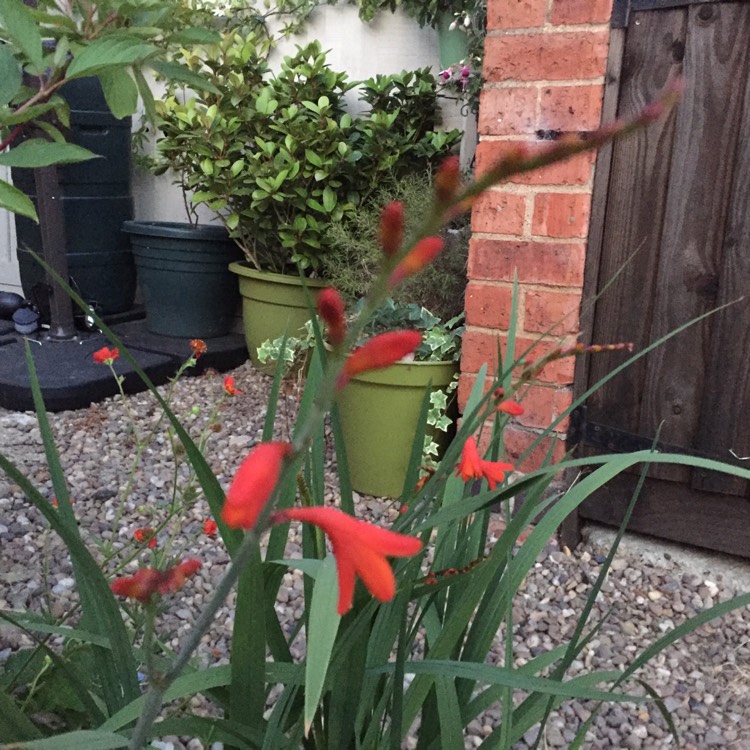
top-left (221, 442), bottom-right (293, 530)
top-left (224, 376), bottom-right (241, 396)
top-left (379, 201), bottom-right (405, 257)
top-left (435, 155), bottom-right (461, 203)
top-left (388, 236), bottom-right (444, 288)
top-left (317, 287), bottom-right (346, 345)
top-left (338, 330), bottom-right (422, 388)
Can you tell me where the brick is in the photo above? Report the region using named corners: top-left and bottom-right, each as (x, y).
top-left (506, 335), bottom-right (578, 385)
top-left (484, 31), bottom-right (610, 83)
top-left (501, 425), bottom-right (568, 472)
top-left (471, 190), bottom-right (527, 235)
top-left (524, 289), bottom-right (581, 334)
top-left (539, 84), bottom-right (604, 132)
top-left (515, 384), bottom-right (573, 430)
top-left (551, 0), bottom-right (613, 25)
top-left (468, 238), bottom-right (586, 287)
top-left (461, 329), bottom-right (502, 374)
top-left (487, 0), bottom-right (546, 30)
top-left (532, 192), bottom-right (591, 238)
top-left (478, 86), bottom-right (538, 135)
top-left (475, 141), bottom-right (595, 186)
top-left (465, 282), bottom-right (513, 328)
top-left (457, 371), bottom-right (492, 412)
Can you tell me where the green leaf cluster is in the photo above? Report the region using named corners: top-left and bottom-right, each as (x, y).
top-left (150, 37), bottom-right (462, 274)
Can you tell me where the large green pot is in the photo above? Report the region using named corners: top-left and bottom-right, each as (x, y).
top-left (123, 221), bottom-right (242, 338)
top-left (337, 359), bottom-right (459, 498)
top-left (229, 263), bottom-right (326, 368)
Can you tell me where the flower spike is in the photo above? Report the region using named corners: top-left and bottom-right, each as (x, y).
top-left (272, 506), bottom-right (422, 614)
top-left (388, 236), bottom-right (444, 288)
top-left (379, 201), bottom-right (405, 257)
top-left (317, 287), bottom-right (346, 345)
top-left (456, 436), bottom-right (514, 490)
top-left (337, 330), bottom-right (421, 388)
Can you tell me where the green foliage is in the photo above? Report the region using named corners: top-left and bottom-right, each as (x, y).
top-left (0, 0), bottom-right (219, 221)
top-left (149, 38), bottom-right (461, 273)
top-left (322, 170), bottom-right (469, 321)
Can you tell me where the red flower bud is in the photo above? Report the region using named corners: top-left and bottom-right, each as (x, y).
top-left (379, 201), bottom-right (405, 257)
top-left (388, 236), bottom-right (444, 288)
top-left (224, 376), bottom-right (241, 396)
top-left (338, 330), bottom-right (422, 388)
top-left (435, 155), bottom-right (461, 204)
top-left (317, 287), bottom-right (347, 345)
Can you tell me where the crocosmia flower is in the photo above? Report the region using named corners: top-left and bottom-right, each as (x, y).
top-left (317, 287), bottom-right (346, 345)
top-left (435, 155), bottom-right (461, 204)
top-left (338, 330), bottom-right (422, 388)
top-left (134, 527), bottom-right (157, 549)
top-left (497, 400), bottom-right (524, 416)
top-left (388, 237), bottom-right (444, 288)
top-left (272, 506), bottom-right (422, 614)
top-left (190, 339), bottom-right (207, 358)
top-left (221, 442), bottom-right (293, 530)
top-left (379, 201), bottom-right (405, 257)
top-left (224, 376), bottom-right (241, 396)
top-left (93, 346), bottom-right (119, 365)
top-left (203, 518), bottom-right (218, 536)
top-left (110, 558), bottom-right (201, 604)
top-left (455, 436), bottom-right (514, 490)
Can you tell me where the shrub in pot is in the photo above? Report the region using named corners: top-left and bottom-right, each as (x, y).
top-left (150, 34), bottom-right (462, 361)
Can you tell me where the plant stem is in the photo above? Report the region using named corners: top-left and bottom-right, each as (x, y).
top-left (127, 529), bottom-right (260, 750)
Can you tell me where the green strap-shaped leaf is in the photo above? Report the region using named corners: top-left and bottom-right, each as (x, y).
top-left (0, 0), bottom-right (43, 71)
top-left (0, 729), bottom-right (129, 749)
top-left (0, 179), bottom-right (37, 221)
top-left (304, 555), bottom-right (341, 735)
top-left (0, 686), bottom-right (42, 743)
top-left (0, 140), bottom-right (98, 168)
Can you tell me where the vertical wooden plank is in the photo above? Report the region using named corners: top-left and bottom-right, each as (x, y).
top-left (638, 3), bottom-right (750, 485)
top-left (585, 8), bottom-right (686, 431)
top-left (691, 4), bottom-right (750, 496)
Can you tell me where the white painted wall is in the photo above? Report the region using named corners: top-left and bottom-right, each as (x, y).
top-left (0, 167), bottom-right (23, 294)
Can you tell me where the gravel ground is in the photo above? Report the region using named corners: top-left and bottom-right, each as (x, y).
top-left (1, 361), bottom-right (749, 749)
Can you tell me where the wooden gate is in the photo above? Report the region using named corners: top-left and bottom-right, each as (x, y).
top-left (568, 0), bottom-right (750, 557)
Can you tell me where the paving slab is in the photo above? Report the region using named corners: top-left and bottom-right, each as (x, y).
top-left (0, 317), bottom-right (247, 412)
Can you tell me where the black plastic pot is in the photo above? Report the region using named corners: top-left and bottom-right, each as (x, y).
top-left (14, 77), bottom-right (135, 320)
top-left (123, 221), bottom-right (242, 339)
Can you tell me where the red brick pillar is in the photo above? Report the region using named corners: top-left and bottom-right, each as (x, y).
top-left (461, 0), bottom-right (612, 469)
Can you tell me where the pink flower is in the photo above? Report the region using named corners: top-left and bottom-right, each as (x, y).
top-left (221, 442), bottom-right (293, 530)
top-left (272, 506), bottom-right (422, 614)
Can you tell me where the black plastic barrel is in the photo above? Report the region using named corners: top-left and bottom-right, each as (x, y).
top-left (14, 77), bottom-right (135, 320)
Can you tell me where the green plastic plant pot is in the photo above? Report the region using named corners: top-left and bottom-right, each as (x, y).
top-left (124, 221), bottom-right (242, 338)
top-left (336, 359), bottom-right (459, 498)
top-left (229, 262), bottom-right (326, 368)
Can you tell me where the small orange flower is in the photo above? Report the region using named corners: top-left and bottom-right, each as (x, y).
top-left (93, 346), bottom-right (119, 365)
top-left (223, 376), bottom-right (241, 396)
top-left (455, 436), bottom-right (514, 490)
top-left (190, 339), bottom-right (207, 358)
top-left (134, 527), bottom-right (157, 549)
top-left (317, 287), bottom-right (346, 345)
top-left (379, 201), bottom-right (405, 257)
top-left (435, 155), bottom-right (461, 204)
top-left (388, 236), bottom-right (444, 288)
top-left (338, 330), bottom-right (422, 388)
top-left (497, 400), bottom-right (524, 416)
top-left (203, 518), bottom-right (218, 536)
top-left (272, 506), bottom-right (422, 614)
top-left (110, 559), bottom-right (202, 604)
top-left (221, 442), bottom-right (293, 530)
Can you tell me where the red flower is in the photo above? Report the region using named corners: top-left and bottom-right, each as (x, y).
top-left (317, 287), bottom-right (346, 345)
top-left (221, 442), bottom-right (293, 530)
top-left (497, 400), bottom-right (524, 416)
top-left (455, 436), bottom-right (514, 490)
top-left (388, 236), bottom-right (444, 288)
top-left (224, 376), bottom-right (241, 396)
top-left (110, 559), bottom-right (202, 604)
top-left (435, 155), bottom-right (461, 204)
top-left (338, 330), bottom-right (421, 388)
top-left (190, 339), bottom-right (207, 358)
top-left (203, 518), bottom-right (218, 536)
top-left (272, 506), bottom-right (422, 614)
top-left (134, 527), bottom-right (157, 549)
top-left (379, 201), bottom-right (405, 257)
top-left (93, 346), bottom-right (119, 364)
